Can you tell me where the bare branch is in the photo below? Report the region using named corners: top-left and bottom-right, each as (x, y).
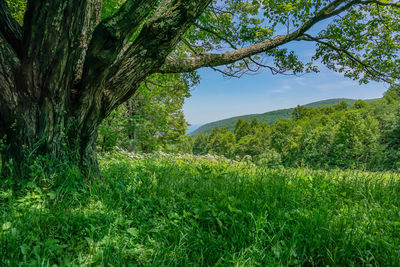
top-left (159, 0), bottom-right (362, 73)
top-left (0, 0), bottom-right (22, 57)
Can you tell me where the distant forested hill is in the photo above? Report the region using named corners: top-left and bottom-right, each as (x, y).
top-left (191, 98), bottom-right (378, 135)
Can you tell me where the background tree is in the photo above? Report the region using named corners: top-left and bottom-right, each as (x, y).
top-left (377, 85), bottom-right (400, 168)
top-left (382, 107), bottom-right (400, 168)
top-left (334, 101), bottom-right (349, 111)
top-left (98, 106), bottom-right (128, 152)
top-left (301, 124), bottom-right (336, 168)
top-left (173, 134), bottom-right (194, 154)
top-left (352, 100), bottom-right (369, 110)
top-left (124, 73), bottom-right (193, 152)
top-left (207, 127), bottom-right (236, 158)
top-left (292, 105), bottom-right (319, 121)
top-left (333, 110), bottom-right (380, 167)
top-left (249, 118), bottom-right (260, 134)
top-left (270, 119), bottom-right (302, 165)
top-left (1, 0), bottom-right (399, 177)
top-left (97, 72), bottom-right (194, 152)
top-left (234, 118), bottom-right (252, 142)
top-left (192, 133), bottom-right (209, 155)
top-left (235, 134), bottom-right (264, 158)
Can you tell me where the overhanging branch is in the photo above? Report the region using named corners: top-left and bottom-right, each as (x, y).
top-left (159, 0), bottom-right (362, 73)
top-left (189, 24), bottom-right (293, 76)
top-left (160, 35), bottom-right (289, 73)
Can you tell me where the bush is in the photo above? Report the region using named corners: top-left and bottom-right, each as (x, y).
top-left (255, 149), bottom-right (282, 168)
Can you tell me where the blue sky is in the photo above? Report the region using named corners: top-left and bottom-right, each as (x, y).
top-left (183, 40), bottom-right (389, 127)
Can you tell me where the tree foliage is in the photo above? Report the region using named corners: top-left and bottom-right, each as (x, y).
top-left (98, 72), bottom-right (194, 152)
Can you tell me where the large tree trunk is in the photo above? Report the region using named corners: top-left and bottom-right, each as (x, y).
top-left (0, 0), bottom-right (212, 179)
top-left (0, 0), bottom-right (105, 178)
top-left (0, 100), bottom-right (101, 178)
top-left (0, 67), bottom-right (106, 177)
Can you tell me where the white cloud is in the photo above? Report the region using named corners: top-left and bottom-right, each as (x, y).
top-left (270, 84), bottom-right (293, 93)
top-left (315, 80), bottom-right (357, 91)
top-left (294, 77), bottom-right (308, 86)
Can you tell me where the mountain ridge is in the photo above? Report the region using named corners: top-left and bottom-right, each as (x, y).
top-left (190, 98), bottom-right (379, 135)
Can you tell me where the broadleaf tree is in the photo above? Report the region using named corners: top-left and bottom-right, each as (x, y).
top-left (0, 0), bottom-right (399, 177)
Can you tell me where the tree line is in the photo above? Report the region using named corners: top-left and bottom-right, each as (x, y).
top-left (192, 85), bottom-right (400, 170)
top-left (101, 84), bottom-right (400, 171)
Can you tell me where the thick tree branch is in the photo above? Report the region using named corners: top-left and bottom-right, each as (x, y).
top-left (73, 0), bottom-right (213, 149)
top-left (104, 0), bottom-right (213, 102)
top-left (159, 0), bottom-right (361, 73)
top-left (0, 0), bottom-right (22, 57)
top-left (192, 23), bottom-right (294, 76)
top-left (158, 36), bottom-right (288, 73)
top-left (22, 0), bottom-right (102, 99)
top-left (75, 0), bottom-right (161, 134)
top-left (81, 0), bottom-right (159, 85)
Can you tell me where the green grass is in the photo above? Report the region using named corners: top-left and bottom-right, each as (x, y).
top-left (1, 152), bottom-right (400, 266)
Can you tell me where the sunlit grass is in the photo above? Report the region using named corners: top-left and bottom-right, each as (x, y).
top-left (1, 152), bottom-right (400, 266)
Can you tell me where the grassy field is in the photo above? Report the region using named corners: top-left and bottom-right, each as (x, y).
top-left (1, 152), bottom-right (400, 266)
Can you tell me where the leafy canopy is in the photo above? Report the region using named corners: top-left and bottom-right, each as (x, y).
top-left (6, 0), bottom-right (400, 82)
